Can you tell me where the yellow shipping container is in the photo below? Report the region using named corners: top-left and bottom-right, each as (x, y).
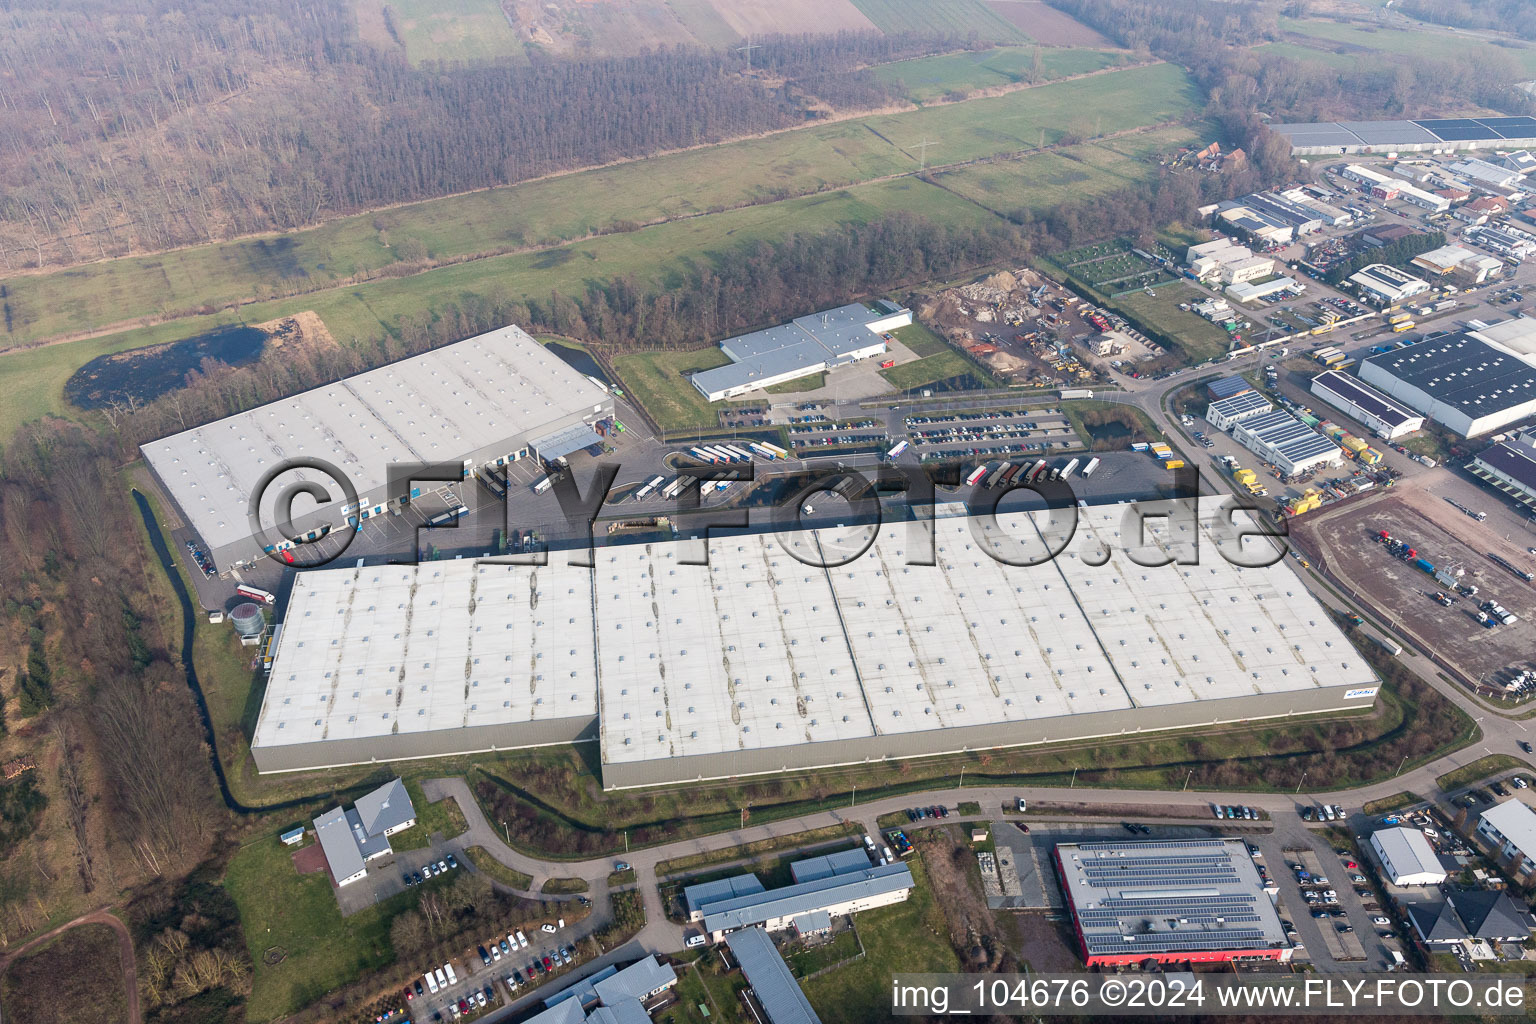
top-left (1234, 468), bottom-right (1256, 483)
top-left (1342, 436), bottom-right (1368, 453)
top-left (1360, 447), bottom-right (1382, 465)
top-left (1165, 459), bottom-right (1186, 469)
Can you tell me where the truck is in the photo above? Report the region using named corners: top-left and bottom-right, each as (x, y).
top-left (1387, 312), bottom-right (1412, 325)
top-left (885, 440), bottom-right (909, 460)
top-left (1392, 321), bottom-right (1416, 333)
top-left (634, 475), bottom-right (665, 500)
top-left (1234, 468), bottom-right (1256, 484)
top-left (760, 441), bottom-right (790, 459)
top-left (1028, 460), bottom-right (1048, 482)
top-left (427, 504), bottom-right (468, 527)
top-left (1061, 458), bottom-right (1080, 479)
top-left (1488, 553), bottom-right (1536, 583)
top-left (1165, 459), bottom-right (1186, 469)
top-left (965, 465), bottom-right (989, 487)
top-left (1059, 388), bottom-right (1094, 400)
top-left (748, 443), bottom-right (777, 461)
top-left (235, 584), bottom-right (276, 606)
top-left (1130, 442), bottom-right (1150, 453)
top-left (1081, 457), bottom-right (1100, 478)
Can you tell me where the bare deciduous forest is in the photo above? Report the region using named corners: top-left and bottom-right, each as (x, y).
top-left (0, 0), bottom-right (953, 269)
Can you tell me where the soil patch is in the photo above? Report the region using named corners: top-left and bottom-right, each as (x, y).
top-left (985, 1), bottom-right (1116, 46)
top-left (292, 843), bottom-right (329, 875)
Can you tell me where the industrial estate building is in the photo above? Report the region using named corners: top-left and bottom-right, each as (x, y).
top-left (1476, 801), bottom-right (1536, 877)
top-left (1336, 165), bottom-right (1450, 212)
top-left (1185, 240), bottom-right (1275, 283)
top-left (689, 302), bottom-right (911, 401)
top-left (312, 777), bottom-right (417, 887)
top-left (1369, 827), bottom-right (1447, 886)
top-left (1226, 276), bottom-right (1301, 304)
top-left (1347, 264), bottom-right (1431, 306)
top-left (1055, 838), bottom-right (1294, 967)
top-left (1309, 370), bottom-right (1424, 439)
top-left (1205, 391), bottom-right (1273, 432)
top-left (142, 326), bottom-right (613, 571)
top-left (724, 928), bottom-right (823, 1024)
top-left (528, 956), bottom-right (678, 1024)
top-left (699, 862), bottom-right (913, 941)
top-left (1230, 409), bottom-right (1343, 476)
top-left (1360, 321), bottom-right (1536, 436)
top-left (1215, 191), bottom-right (1326, 243)
top-left (1470, 433), bottom-right (1536, 509)
top-left (1272, 116), bottom-right (1536, 156)
top-left (252, 503), bottom-right (1382, 787)
top-left (1411, 244), bottom-right (1505, 284)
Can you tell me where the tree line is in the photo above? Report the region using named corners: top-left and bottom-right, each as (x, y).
top-left (1324, 230), bottom-right (1446, 287)
top-left (1397, 0), bottom-right (1536, 42)
top-left (0, 0), bottom-right (958, 269)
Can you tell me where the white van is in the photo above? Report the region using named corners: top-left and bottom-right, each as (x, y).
top-left (425, 972), bottom-right (440, 995)
top-left (516, 930), bottom-right (529, 949)
top-left (444, 962), bottom-right (458, 985)
top-left (434, 967), bottom-right (448, 989)
top-left (685, 934), bottom-right (707, 948)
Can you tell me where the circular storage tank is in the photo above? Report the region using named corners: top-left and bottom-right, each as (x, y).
top-left (230, 602), bottom-right (265, 638)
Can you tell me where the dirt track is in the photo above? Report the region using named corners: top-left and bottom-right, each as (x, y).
top-left (0, 909), bottom-right (139, 1024)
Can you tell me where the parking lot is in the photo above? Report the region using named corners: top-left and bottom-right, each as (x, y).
top-left (407, 915), bottom-right (587, 1023)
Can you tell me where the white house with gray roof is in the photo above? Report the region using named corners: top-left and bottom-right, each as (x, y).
top-left (311, 777), bottom-right (417, 887)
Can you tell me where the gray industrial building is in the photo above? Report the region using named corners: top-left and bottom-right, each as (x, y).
top-left (725, 927), bottom-right (824, 1024)
top-left (690, 302), bottom-right (911, 401)
top-left (1360, 322), bottom-right (1536, 436)
top-left (142, 325), bottom-right (613, 571)
top-left (253, 503), bottom-right (1382, 787)
top-left (1309, 370), bottom-right (1424, 439)
top-left (1230, 409), bottom-right (1342, 476)
top-left (1470, 433), bottom-right (1536, 509)
top-left (1272, 117), bottom-right (1536, 155)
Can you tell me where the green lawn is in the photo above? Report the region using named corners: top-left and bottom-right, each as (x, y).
top-left (850, 0), bottom-right (1027, 41)
top-left (387, 0), bottom-right (526, 65)
top-left (541, 877), bottom-right (590, 895)
top-left (1278, 16), bottom-right (1536, 77)
top-left (802, 858), bottom-right (959, 1023)
top-left (880, 350), bottom-right (994, 390)
top-left (1436, 755), bottom-right (1526, 792)
top-left (785, 928), bottom-right (863, 978)
top-left (464, 846), bottom-right (534, 891)
top-left (1106, 284), bottom-right (1235, 364)
top-left (873, 45), bottom-right (1131, 102)
top-left (610, 347), bottom-right (730, 434)
top-left (888, 320), bottom-right (948, 357)
top-left (228, 836), bottom-right (400, 1021)
top-left (0, 62), bottom-right (1197, 355)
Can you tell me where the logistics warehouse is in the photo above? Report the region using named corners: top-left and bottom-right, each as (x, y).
top-left (141, 325), bottom-right (614, 571)
top-left (250, 503), bottom-right (1383, 788)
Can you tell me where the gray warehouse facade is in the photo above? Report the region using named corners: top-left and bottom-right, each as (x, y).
top-left (143, 325), bottom-right (613, 571)
top-left (253, 503), bottom-right (1382, 788)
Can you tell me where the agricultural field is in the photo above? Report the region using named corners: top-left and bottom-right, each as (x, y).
top-left (850, 0), bottom-right (1026, 41)
top-left (934, 124), bottom-right (1201, 219)
top-left (874, 44), bottom-right (1134, 102)
top-left (985, 0), bottom-right (1118, 46)
top-left (386, 0), bottom-right (526, 64)
top-left (0, 62), bottom-right (1197, 357)
top-left (1278, 16), bottom-right (1536, 77)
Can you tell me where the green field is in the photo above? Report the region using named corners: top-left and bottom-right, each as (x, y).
top-left (1250, 41), bottom-right (1362, 69)
top-left (850, 0), bottom-right (1026, 41)
top-left (874, 45), bottom-right (1132, 102)
top-left (880, 350), bottom-right (994, 390)
top-left (228, 836), bottom-right (399, 1021)
top-left (1108, 285), bottom-right (1234, 363)
top-left (888, 320), bottom-right (948, 356)
top-left (610, 347), bottom-right (731, 434)
top-left (802, 858), bottom-right (959, 1023)
top-left (388, 0), bottom-right (526, 64)
top-left (933, 124), bottom-right (1203, 217)
top-left (0, 62), bottom-right (1197, 356)
top-left (1278, 17), bottom-right (1536, 76)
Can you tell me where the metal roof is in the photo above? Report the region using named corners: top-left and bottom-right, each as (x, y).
top-left (725, 927), bottom-right (823, 1024)
top-left (684, 874), bottom-right (765, 917)
top-left (1363, 332), bottom-right (1536, 418)
top-left (1480, 799), bottom-right (1536, 856)
top-left (1208, 391), bottom-right (1272, 419)
top-left (702, 863), bottom-right (913, 933)
top-left (1234, 409), bottom-right (1341, 464)
top-left (313, 806), bottom-right (366, 881)
top-left (1207, 376), bottom-right (1252, 400)
top-left (1311, 370), bottom-right (1419, 429)
top-left (142, 325), bottom-right (608, 554)
top-left (1474, 441), bottom-right (1536, 492)
top-left (354, 777), bottom-right (415, 837)
top-left (257, 504), bottom-right (1379, 773)
top-left (531, 423), bottom-right (604, 463)
top-left (1272, 117), bottom-right (1536, 151)
top-left (789, 848), bottom-right (874, 884)
top-left (1057, 838), bottom-right (1289, 956)
top-left (691, 303), bottom-right (902, 397)
top-left (1371, 827), bottom-right (1443, 881)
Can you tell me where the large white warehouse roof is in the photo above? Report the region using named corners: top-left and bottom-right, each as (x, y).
top-left (254, 504), bottom-right (1380, 785)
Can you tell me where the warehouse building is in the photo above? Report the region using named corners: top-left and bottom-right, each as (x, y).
top-left (690, 302), bottom-right (911, 401)
top-left (253, 503), bottom-right (1382, 786)
top-left (1359, 324), bottom-right (1536, 436)
top-left (1309, 370), bottom-right (1424, 439)
top-left (1336, 164), bottom-right (1451, 212)
top-left (1410, 244), bottom-right (1505, 284)
top-left (1273, 117), bottom-right (1536, 156)
top-left (1206, 391), bottom-right (1273, 431)
top-left (1444, 157), bottom-right (1524, 191)
top-left (1470, 435), bottom-right (1536, 509)
top-left (724, 928), bottom-right (823, 1024)
top-left (1477, 800), bottom-right (1536, 877)
top-left (142, 326), bottom-right (613, 571)
top-left (1185, 240), bottom-right (1275, 283)
top-left (1348, 264), bottom-right (1431, 306)
top-left (1055, 838), bottom-right (1295, 967)
top-left (700, 862), bottom-right (913, 941)
top-left (1226, 276), bottom-right (1301, 304)
top-left (1369, 827), bottom-right (1447, 886)
top-left (1231, 409), bottom-right (1343, 476)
